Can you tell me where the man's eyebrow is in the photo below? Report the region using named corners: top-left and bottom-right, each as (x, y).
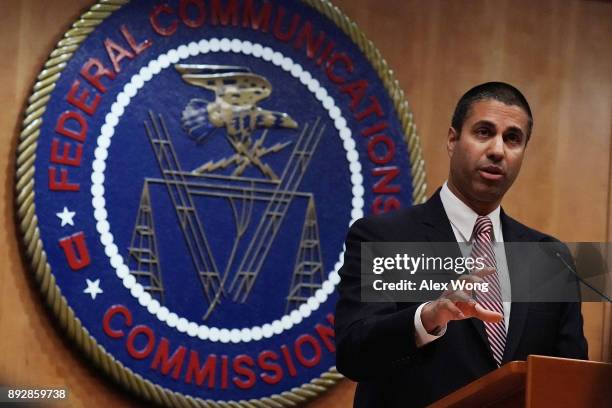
top-left (504, 125), bottom-right (525, 136)
top-left (471, 120), bottom-right (496, 128)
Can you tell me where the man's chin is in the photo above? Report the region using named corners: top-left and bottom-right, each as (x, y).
top-left (472, 183), bottom-right (507, 203)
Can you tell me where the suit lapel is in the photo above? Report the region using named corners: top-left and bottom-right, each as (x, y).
top-left (421, 191), bottom-right (490, 350)
top-left (421, 190), bottom-right (458, 244)
top-left (500, 210), bottom-right (529, 363)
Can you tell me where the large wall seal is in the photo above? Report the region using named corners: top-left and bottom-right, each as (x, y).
top-left (15, 0), bottom-right (426, 406)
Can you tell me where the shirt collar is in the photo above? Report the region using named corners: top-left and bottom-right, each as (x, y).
top-left (439, 181), bottom-right (502, 242)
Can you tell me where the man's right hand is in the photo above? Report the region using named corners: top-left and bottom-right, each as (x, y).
top-left (420, 267), bottom-right (503, 334)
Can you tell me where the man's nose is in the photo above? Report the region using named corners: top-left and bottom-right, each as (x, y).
top-left (487, 134), bottom-right (505, 161)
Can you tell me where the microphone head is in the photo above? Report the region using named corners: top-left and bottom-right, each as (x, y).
top-left (538, 236), bottom-right (566, 258)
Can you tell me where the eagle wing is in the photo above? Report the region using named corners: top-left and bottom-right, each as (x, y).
top-left (176, 64), bottom-right (272, 107)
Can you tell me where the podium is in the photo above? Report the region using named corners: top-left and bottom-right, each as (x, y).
top-left (428, 355), bottom-right (612, 407)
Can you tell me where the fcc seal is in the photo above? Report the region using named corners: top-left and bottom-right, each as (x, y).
top-left (16, 0), bottom-right (424, 406)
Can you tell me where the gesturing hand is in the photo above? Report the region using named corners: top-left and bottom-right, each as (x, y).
top-left (420, 267), bottom-right (503, 334)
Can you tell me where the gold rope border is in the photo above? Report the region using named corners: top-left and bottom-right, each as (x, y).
top-left (14, 0), bottom-right (427, 407)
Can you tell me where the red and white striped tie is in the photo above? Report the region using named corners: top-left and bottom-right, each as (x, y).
top-left (471, 216), bottom-right (506, 366)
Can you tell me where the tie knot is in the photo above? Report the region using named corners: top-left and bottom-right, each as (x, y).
top-left (473, 216), bottom-right (493, 241)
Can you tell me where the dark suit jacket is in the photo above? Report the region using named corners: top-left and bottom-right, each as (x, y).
top-left (334, 190), bottom-right (588, 408)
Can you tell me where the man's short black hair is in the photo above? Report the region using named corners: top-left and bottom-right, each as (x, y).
top-left (451, 82), bottom-right (533, 140)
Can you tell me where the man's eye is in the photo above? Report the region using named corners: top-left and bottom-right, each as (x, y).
top-left (476, 128), bottom-right (490, 136)
top-left (506, 133), bottom-right (522, 144)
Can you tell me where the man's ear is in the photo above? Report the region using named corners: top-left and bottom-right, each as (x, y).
top-left (447, 127), bottom-right (459, 157)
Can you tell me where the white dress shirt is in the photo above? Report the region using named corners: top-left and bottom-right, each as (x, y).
top-left (415, 182), bottom-right (512, 347)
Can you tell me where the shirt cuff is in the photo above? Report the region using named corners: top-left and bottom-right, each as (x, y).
top-left (414, 302), bottom-right (447, 348)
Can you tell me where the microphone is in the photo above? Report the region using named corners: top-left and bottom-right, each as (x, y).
top-left (539, 238), bottom-right (611, 303)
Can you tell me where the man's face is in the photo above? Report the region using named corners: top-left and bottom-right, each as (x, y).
top-left (447, 99), bottom-right (529, 209)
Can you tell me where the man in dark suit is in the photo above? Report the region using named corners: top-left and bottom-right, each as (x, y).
top-left (334, 82), bottom-right (588, 407)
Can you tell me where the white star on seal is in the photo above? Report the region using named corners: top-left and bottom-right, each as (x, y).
top-left (84, 278), bottom-right (103, 300)
top-left (56, 207), bottom-right (76, 227)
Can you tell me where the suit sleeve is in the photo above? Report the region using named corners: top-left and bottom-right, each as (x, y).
top-left (334, 218), bottom-right (420, 382)
top-left (555, 301), bottom-right (588, 359)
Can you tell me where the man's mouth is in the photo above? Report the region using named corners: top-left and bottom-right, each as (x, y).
top-left (478, 165), bottom-right (505, 181)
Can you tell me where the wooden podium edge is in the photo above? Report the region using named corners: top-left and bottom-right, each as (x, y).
top-left (427, 361), bottom-right (527, 408)
top-left (525, 355), bottom-right (612, 407)
top-left (429, 356), bottom-right (612, 408)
